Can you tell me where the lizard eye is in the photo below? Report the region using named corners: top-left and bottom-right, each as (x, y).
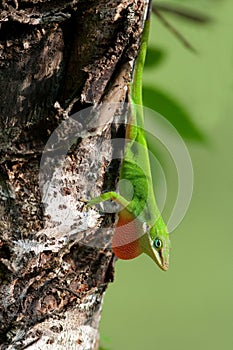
top-left (153, 238), bottom-right (162, 249)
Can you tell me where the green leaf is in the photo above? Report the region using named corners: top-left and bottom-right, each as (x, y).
top-left (144, 47), bottom-right (166, 69)
top-left (99, 334), bottom-right (111, 350)
top-left (142, 85), bottom-right (205, 142)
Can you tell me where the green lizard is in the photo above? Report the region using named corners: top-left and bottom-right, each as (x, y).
top-left (88, 2), bottom-right (170, 271)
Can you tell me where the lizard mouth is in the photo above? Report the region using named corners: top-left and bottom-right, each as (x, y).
top-left (160, 262), bottom-right (169, 271)
top-left (153, 249), bottom-right (168, 271)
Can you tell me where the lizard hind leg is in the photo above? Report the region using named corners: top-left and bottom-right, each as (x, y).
top-left (87, 191), bottom-right (130, 209)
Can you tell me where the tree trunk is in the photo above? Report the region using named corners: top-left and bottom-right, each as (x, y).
top-left (0, 0), bottom-right (146, 348)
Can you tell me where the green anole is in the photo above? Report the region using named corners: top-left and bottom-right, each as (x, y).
top-left (88, 3), bottom-right (170, 271)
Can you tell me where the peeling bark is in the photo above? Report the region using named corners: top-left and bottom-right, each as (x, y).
top-left (0, 0), bottom-right (146, 348)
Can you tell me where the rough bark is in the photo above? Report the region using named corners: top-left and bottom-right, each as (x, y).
top-left (0, 0), bottom-right (146, 348)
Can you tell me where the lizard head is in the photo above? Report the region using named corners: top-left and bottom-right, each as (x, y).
top-left (150, 233), bottom-right (170, 271)
top-left (141, 221), bottom-right (171, 271)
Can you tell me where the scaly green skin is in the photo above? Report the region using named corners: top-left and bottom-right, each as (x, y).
top-left (88, 5), bottom-right (171, 271)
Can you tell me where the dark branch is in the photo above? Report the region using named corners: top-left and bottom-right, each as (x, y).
top-left (155, 2), bottom-right (211, 24)
top-left (152, 7), bottom-right (197, 53)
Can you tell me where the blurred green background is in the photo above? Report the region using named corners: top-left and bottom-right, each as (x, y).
top-left (100, 0), bottom-right (233, 349)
